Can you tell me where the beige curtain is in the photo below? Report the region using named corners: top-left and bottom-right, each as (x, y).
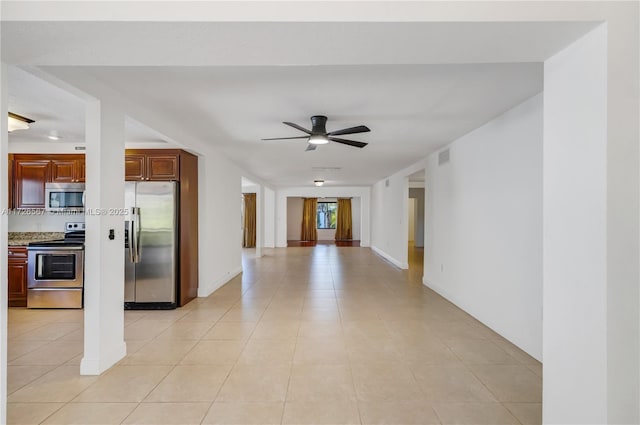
top-left (335, 198), bottom-right (353, 240)
top-left (301, 198), bottom-right (318, 241)
top-left (242, 193), bottom-right (256, 248)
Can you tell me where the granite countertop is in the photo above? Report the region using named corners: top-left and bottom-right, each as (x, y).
top-left (8, 232), bottom-right (65, 246)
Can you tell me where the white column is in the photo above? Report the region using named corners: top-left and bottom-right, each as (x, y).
top-left (255, 186), bottom-right (263, 257)
top-left (81, 99), bottom-right (126, 375)
top-left (543, 25), bottom-right (608, 424)
top-left (0, 62), bottom-right (9, 425)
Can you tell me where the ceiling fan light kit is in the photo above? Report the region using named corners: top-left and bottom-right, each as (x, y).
top-left (8, 112), bottom-right (34, 132)
top-left (262, 115), bottom-right (370, 150)
top-left (308, 134), bottom-right (329, 145)
top-left (314, 180), bottom-right (324, 186)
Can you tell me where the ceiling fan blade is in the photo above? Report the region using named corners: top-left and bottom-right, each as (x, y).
top-left (327, 125), bottom-right (370, 136)
top-left (261, 136), bottom-right (309, 141)
top-left (305, 144), bottom-right (317, 151)
top-left (328, 137), bottom-right (368, 148)
top-left (283, 121), bottom-right (312, 134)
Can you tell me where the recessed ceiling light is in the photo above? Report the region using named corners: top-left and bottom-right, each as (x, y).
top-left (314, 180), bottom-right (325, 187)
top-left (47, 131), bottom-right (61, 141)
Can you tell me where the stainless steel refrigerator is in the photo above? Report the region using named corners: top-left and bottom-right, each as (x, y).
top-left (124, 181), bottom-right (177, 309)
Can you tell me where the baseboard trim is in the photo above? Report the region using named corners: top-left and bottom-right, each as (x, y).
top-left (371, 246), bottom-right (408, 269)
top-left (198, 266), bottom-right (243, 298)
top-left (80, 340), bottom-right (127, 375)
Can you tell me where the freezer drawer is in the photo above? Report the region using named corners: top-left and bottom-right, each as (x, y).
top-left (27, 288), bottom-right (83, 309)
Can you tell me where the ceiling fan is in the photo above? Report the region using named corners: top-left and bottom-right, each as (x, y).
top-left (262, 115), bottom-right (370, 151)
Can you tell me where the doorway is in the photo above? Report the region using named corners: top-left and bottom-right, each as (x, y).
top-left (407, 171), bottom-right (425, 280)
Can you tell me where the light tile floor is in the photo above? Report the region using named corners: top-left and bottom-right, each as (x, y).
top-left (7, 246), bottom-right (542, 424)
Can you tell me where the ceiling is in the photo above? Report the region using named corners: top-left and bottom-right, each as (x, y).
top-left (2, 20), bottom-right (597, 187)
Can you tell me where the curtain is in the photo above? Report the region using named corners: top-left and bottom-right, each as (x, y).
top-left (301, 198), bottom-right (318, 241)
top-left (335, 198), bottom-right (353, 240)
top-left (242, 193), bottom-right (256, 248)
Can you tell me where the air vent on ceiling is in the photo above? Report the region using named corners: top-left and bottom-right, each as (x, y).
top-left (438, 149), bottom-right (450, 166)
top-left (312, 167), bottom-right (342, 172)
top-left (74, 146), bottom-right (86, 151)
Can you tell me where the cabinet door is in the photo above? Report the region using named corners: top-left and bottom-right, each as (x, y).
top-left (147, 155), bottom-right (179, 181)
top-left (14, 160), bottom-right (50, 209)
top-left (75, 159), bottom-right (86, 182)
top-left (125, 155), bottom-right (146, 181)
top-left (8, 254), bottom-right (28, 307)
top-left (51, 159), bottom-right (76, 182)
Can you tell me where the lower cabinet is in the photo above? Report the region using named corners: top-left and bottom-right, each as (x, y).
top-left (8, 246), bottom-right (28, 307)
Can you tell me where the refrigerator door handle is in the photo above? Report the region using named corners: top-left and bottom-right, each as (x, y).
top-left (128, 219), bottom-right (135, 263)
top-left (135, 207), bottom-right (142, 263)
top-left (131, 208), bottom-right (138, 263)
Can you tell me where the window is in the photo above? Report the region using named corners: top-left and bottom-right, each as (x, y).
top-left (317, 202), bottom-right (337, 229)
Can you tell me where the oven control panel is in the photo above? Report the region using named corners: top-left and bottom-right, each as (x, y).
top-left (65, 222), bottom-right (85, 232)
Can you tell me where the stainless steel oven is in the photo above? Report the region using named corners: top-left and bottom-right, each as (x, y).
top-left (27, 222), bottom-right (85, 309)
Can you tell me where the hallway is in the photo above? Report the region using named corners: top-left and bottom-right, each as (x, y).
top-left (7, 246), bottom-right (541, 424)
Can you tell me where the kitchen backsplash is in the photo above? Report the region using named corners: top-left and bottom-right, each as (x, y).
top-left (8, 212), bottom-right (85, 232)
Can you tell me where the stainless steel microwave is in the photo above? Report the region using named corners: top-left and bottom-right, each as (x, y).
top-left (45, 182), bottom-right (85, 212)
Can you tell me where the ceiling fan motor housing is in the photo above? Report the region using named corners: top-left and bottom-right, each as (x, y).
top-left (310, 115), bottom-right (328, 134)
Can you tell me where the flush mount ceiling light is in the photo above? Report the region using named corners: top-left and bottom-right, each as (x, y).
top-left (314, 180), bottom-right (325, 187)
top-left (308, 134), bottom-right (329, 145)
top-left (8, 112), bottom-right (34, 132)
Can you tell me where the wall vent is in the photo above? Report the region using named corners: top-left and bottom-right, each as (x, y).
top-left (385, 179), bottom-right (390, 187)
top-left (438, 149), bottom-right (450, 165)
top-left (74, 146), bottom-right (86, 151)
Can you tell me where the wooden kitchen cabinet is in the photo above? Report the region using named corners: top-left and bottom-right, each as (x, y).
top-left (8, 246), bottom-right (28, 307)
top-left (125, 151), bottom-right (179, 181)
top-left (10, 154), bottom-right (86, 209)
top-left (51, 158), bottom-right (85, 183)
top-left (147, 155), bottom-right (179, 180)
top-left (124, 154), bottom-right (146, 181)
top-left (13, 159), bottom-right (50, 209)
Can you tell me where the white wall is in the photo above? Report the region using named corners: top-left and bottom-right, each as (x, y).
top-left (543, 27), bottom-right (608, 423)
top-left (409, 188), bottom-right (425, 247)
top-left (0, 62), bottom-right (10, 425)
top-left (276, 187), bottom-right (370, 247)
top-left (351, 197), bottom-right (361, 240)
top-left (424, 94), bottom-right (542, 361)
top-left (197, 149), bottom-right (243, 297)
top-left (263, 187), bottom-right (275, 248)
top-left (286, 197), bottom-right (304, 240)
top-left (408, 198), bottom-right (415, 242)
top-left (8, 212), bottom-right (84, 232)
top-left (371, 174), bottom-right (412, 268)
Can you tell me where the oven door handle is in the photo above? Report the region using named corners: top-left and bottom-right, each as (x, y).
top-left (37, 254), bottom-right (43, 278)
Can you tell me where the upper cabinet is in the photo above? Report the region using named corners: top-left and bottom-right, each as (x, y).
top-left (125, 151), bottom-right (180, 181)
top-left (13, 159), bottom-right (51, 209)
top-left (124, 154), bottom-right (146, 181)
top-left (10, 154), bottom-right (85, 209)
top-left (51, 158), bottom-right (85, 183)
